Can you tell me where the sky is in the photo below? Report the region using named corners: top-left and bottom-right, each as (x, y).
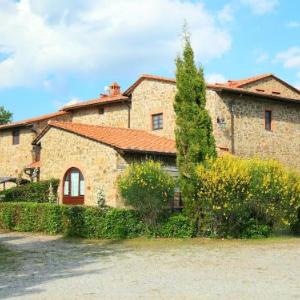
top-left (0, 0), bottom-right (299, 121)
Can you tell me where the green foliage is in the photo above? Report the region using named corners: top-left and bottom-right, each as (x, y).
top-left (0, 106), bottom-right (13, 125)
top-left (118, 160), bottom-right (175, 226)
top-left (0, 203), bottom-right (63, 234)
top-left (240, 219), bottom-right (272, 239)
top-left (174, 30), bottom-right (216, 204)
top-left (184, 155), bottom-right (300, 238)
top-left (158, 214), bottom-right (195, 238)
top-left (0, 203), bottom-right (145, 239)
top-left (0, 179), bottom-right (59, 203)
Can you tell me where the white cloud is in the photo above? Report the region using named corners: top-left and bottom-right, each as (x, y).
top-left (254, 49), bottom-right (269, 63)
top-left (52, 97), bottom-right (80, 109)
top-left (256, 53), bottom-right (269, 63)
top-left (0, 0), bottom-right (232, 89)
top-left (64, 98), bottom-right (80, 107)
top-left (276, 47), bottom-right (300, 89)
top-left (206, 73), bottom-right (226, 83)
top-left (276, 47), bottom-right (300, 69)
top-left (218, 4), bottom-right (234, 23)
top-left (286, 21), bottom-right (300, 28)
top-left (241, 0), bottom-right (279, 15)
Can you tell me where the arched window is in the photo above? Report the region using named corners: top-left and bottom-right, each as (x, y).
top-left (63, 168), bottom-right (84, 204)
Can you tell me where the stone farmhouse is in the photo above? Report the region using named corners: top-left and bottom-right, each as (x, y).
top-left (0, 73), bottom-right (300, 206)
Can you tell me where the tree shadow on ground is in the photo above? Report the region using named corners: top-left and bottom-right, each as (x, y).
top-left (0, 233), bottom-right (129, 299)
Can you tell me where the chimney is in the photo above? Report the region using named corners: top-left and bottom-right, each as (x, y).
top-left (109, 82), bottom-right (121, 96)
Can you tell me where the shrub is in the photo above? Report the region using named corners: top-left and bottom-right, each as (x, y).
top-left (118, 160), bottom-right (175, 226)
top-left (0, 179), bottom-right (59, 203)
top-left (240, 219), bottom-right (272, 239)
top-left (184, 155), bottom-right (300, 238)
top-left (0, 202), bottom-right (62, 234)
top-left (158, 214), bottom-right (195, 238)
top-left (0, 202), bottom-right (145, 239)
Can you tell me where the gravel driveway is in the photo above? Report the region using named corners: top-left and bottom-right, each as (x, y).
top-left (0, 232), bottom-right (300, 300)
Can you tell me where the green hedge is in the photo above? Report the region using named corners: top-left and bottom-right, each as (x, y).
top-left (158, 214), bottom-right (195, 238)
top-left (0, 179), bottom-right (59, 203)
top-left (0, 202), bottom-right (195, 239)
top-left (0, 203), bottom-right (145, 239)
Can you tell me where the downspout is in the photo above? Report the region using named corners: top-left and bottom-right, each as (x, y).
top-left (127, 98), bottom-right (132, 129)
top-left (229, 99), bottom-right (236, 155)
top-left (229, 94), bottom-right (243, 155)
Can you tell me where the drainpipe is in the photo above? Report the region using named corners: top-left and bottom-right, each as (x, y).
top-left (127, 99), bottom-right (131, 129)
top-left (229, 94), bottom-right (244, 155)
top-left (229, 99), bottom-right (236, 155)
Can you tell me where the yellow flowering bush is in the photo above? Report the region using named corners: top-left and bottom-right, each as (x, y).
top-left (118, 160), bottom-right (175, 226)
top-left (185, 155), bottom-right (300, 238)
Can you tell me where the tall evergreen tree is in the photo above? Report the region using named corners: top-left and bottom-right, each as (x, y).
top-left (174, 32), bottom-right (216, 199)
top-left (0, 106), bottom-right (12, 125)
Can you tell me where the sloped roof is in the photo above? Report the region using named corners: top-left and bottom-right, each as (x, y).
top-left (62, 94), bottom-right (129, 111)
top-left (124, 74), bottom-right (176, 95)
top-left (222, 73), bottom-right (273, 88)
top-left (124, 73), bottom-right (300, 101)
top-left (208, 84), bottom-right (300, 103)
top-left (0, 111), bottom-right (69, 130)
top-left (212, 73), bottom-right (300, 97)
top-left (33, 121), bottom-right (176, 155)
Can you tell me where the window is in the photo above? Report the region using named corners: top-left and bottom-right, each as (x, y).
top-left (99, 107), bottom-right (105, 115)
top-left (63, 168), bottom-right (84, 197)
top-left (265, 110), bottom-right (272, 131)
top-left (12, 129), bottom-right (20, 145)
top-left (152, 113), bottom-right (163, 130)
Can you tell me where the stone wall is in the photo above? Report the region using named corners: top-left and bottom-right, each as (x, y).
top-left (242, 77), bottom-right (300, 100)
top-left (206, 90), bottom-right (300, 170)
top-left (33, 113), bottom-right (72, 134)
top-left (130, 79), bottom-right (230, 151)
top-left (39, 127), bottom-right (126, 207)
top-left (0, 113), bottom-right (73, 190)
top-left (232, 95), bottom-right (300, 169)
top-left (71, 104), bottom-right (129, 128)
top-left (130, 79), bottom-right (177, 139)
top-left (131, 79), bottom-right (300, 170)
top-left (0, 127), bottom-right (34, 189)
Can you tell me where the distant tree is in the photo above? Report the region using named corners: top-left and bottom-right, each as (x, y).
top-left (174, 29), bottom-right (216, 202)
top-left (0, 106), bottom-right (12, 125)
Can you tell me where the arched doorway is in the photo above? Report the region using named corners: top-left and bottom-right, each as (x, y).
top-left (63, 168), bottom-right (84, 205)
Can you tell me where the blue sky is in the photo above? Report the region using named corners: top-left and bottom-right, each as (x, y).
top-left (0, 0), bottom-right (299, 121)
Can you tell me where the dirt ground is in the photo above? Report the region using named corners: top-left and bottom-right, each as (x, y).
top-left (0, 232), bottom-right (300, 300)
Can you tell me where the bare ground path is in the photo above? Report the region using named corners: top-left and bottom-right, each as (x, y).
top-left (0, 232), bottom-right (300, 300)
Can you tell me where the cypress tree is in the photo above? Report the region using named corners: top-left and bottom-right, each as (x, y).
top-left (174, 32), bottom-right (216, 200)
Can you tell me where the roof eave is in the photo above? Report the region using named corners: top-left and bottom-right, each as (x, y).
top-left (208, 86), bottom-right (300, 104)
top-left (121, 148), bottom-right (176, 157)
top-left (62, 97), bottom-right (130, 112)
top-left (123, 74), bottom-right (176, 96)
top-left (0, 123), bottom-right (34, 131)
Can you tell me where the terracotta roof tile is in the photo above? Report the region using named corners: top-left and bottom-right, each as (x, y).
top-left (0, 111), bottom-right (69, 130)
top-left (62, 94), bottom-right (129, 111)
top-left (35, 121), bottom-right (176, 155)
top-left (223, 73), bottom-right (273, 88)
top-left (207, 84), bottom-right (300, 103)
